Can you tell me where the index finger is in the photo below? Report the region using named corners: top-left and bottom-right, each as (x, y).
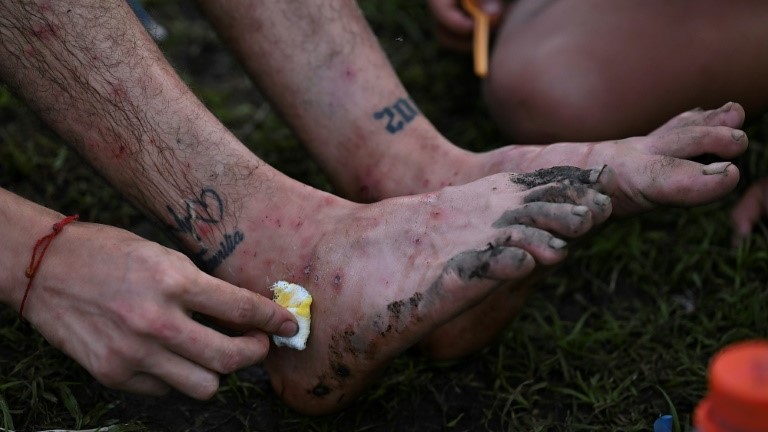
top-left (184, 273), bottom-right (298, 337)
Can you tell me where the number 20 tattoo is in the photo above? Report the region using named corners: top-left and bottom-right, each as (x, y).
top-left (373, 97), bottom-right (420, 134)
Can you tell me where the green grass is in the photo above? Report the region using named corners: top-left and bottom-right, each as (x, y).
top-left (2, 1), bottom-right (768, 431)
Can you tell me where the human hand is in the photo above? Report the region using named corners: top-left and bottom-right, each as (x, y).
top-left (731, 177), bottom-right (768, 244)
top-left (427, 0), bottom-right (506, 51)
top-left (22, 222), bottom-right (298, 400)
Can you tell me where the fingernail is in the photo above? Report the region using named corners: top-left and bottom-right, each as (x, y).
top-left (594, 193), bottom-right (611, 206)
top-left (572, 205), bottom-right (589, 216)
top-left (731, 129), bottom-right (746, 141)
top-left (278, 321), bottom-right (299, 337)
top-left (702, 162), bottom-right (731, 175)
top-left (548, 237), bottom-right (567, 249)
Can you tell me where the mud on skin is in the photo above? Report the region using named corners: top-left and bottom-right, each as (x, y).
top-left (306, 243), bottom-right (532, 403)
top-left (264, 167), bottom-right (614, 414)
top-left (509, 165), bottom-right (607, 189)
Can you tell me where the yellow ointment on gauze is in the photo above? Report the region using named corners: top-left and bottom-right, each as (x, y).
top-left (271, 281), bottom-right (312, 350)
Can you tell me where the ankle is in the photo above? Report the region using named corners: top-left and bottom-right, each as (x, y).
top-left (351, 137), bottom-right (477, 200)
top-left (209, 179), bottom-right (356, 293)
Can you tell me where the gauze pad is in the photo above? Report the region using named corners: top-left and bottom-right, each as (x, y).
top-left (271, 281), bottom-right (312, 350)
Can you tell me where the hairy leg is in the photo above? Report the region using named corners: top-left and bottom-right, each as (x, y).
top-left (200, 0), bottom-right (747, 359)
top-left (485, 0), bottom-right (768, 142)
top-left (0, 0), bottom-right (614, 412)
top-left (200, 0), bottom-right (746, 217)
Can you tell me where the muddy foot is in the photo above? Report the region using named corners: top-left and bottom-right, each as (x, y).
top-left (355, 102), bottom-right (745, 218)
top-left (411, 103), bottom-right (747, 359)
top-left (220, 167), bottom-right (613, 414)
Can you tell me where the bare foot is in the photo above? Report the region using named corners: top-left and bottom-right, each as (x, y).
top-left (395, 103), bottom-right (746, 359)
top-left (217, 167), bottom-right (613, 414)
top-left (356, 103), bottom-right (746, 217)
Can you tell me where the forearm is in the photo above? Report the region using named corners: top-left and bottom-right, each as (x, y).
top-left (0, 0), bottom-right (274, 271)
top-left (200, 0), bottom-right (469, 198)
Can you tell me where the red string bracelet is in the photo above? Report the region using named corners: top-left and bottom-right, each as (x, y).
top-left (19, 214), bottom-right (79, 322)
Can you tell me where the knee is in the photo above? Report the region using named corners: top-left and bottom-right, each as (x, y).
top-left (483, 46), bottom-right (620, 143)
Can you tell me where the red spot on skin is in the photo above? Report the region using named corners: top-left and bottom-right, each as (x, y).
top-left (422, 179), bottom-right (430, 188)
top-left (275, 218), bottom-right (282, 228)
top-left (356, 164), bottom-right (383, 202)
top-left (263, 259), bottom-right (274, 267)
top-left (31, 23), bottom-right (58, 40)
top-left (294, 219), bottom-right (304, 228)
top-left (109, 81), bottom-right (128, 101)
top-left (195, 222), bottom-right (213, 239)
top-left (32, 23), bottom-right (59, 42)
top-left (83, 137), bottom-right (99, 151)
top-left (37, 1), bottom-right (52, 13)
top-left (344, 67), bottom-right (356, 80)
top-left (112, 145), bottom-right (126, 160)
top-left (332, 272), bottom-right (343, 293)
top-left (414, 238), bottom-right (421, 245)
top-left (24, 46), bottom-right (37, 56)
top-left (431, 211), bottom-right (441, 220)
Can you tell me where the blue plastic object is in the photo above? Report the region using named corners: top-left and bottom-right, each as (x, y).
top-left (654, 415), bottom-right (674, 432)
top-left (126, 0), bottom-right (168, 41)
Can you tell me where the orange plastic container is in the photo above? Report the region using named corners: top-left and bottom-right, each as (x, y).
top-left (694, 340), bottom-right (768, 432)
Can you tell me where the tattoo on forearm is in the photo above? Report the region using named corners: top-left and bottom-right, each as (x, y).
top-left (195, 230), bottom-right (245, 271)
top-left (167, 188), bottom-right (224, 236)
top-left (167, 187), bottom-right (244, 271)
top-left (373, 97), bottom-right (419, 134)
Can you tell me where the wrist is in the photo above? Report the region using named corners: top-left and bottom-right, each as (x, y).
top-left (0, 190), bottom-right (66, 309)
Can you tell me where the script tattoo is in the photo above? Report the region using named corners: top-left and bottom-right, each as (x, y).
top-left (373, 97), bottom-right (419, 134)
top-left (167, 187), bottom-right (244, 271)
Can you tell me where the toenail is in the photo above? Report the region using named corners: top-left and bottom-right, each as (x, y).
top-left (588, 166), bottom-right (605, 184)
top-left (731, 130), bottom-right (746, 141)
top-left (703, 162), bottom-right (732, 175)
top-left (548, 237), bottom-right (567, 249)
top-left (594, 193), bottom-right (610, 207)
top-left (722, 101), bottom-right (734, 111)
top-left (572, 205), bottom-right (589, 216)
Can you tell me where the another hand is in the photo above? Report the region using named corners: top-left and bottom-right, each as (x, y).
top-left (427, 0), bottom-right (506, 51)
top-left (23, 222), bottom-right (298, 400)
